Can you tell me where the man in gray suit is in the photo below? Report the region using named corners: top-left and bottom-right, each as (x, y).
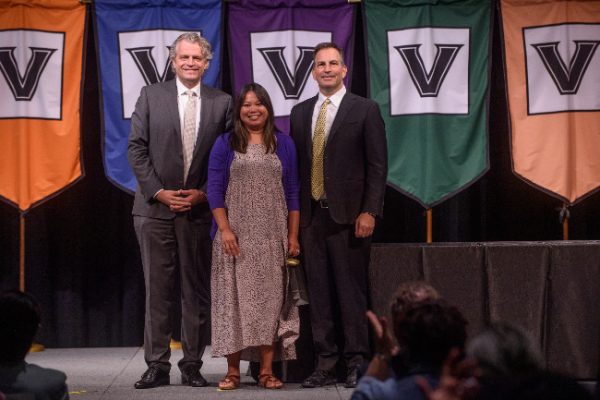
top-left (290, 42), bottom-right (387, 388)
top-left (128, 32), bottom-right (232, 389)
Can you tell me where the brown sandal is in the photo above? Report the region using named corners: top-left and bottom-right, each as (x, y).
top-left (258, 373), bottom-right (283, 389)
top-left (218, 374), bottom-right (240, 390)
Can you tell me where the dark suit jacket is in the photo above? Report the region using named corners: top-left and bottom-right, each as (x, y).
top-left (128, 79), bottom-right (233, 222)
top-left (0, 361), bottom-right (68, 400)
top-left (290, 91), bottom-right (387, 227)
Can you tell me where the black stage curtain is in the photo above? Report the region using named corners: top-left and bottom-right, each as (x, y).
top-left (369, 242), bottom-right (600, 381)
top-left (1, 6), bottom-right (600, 353)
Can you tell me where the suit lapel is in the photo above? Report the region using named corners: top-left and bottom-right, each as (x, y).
top-left (303, 95), bottom-right (318, 160)
top-left (327, 92), bottom-right (353, 147)
top-left (194, 84), bottom-right (213, 159)
top-left (167, 80), bottom-right (181, 139)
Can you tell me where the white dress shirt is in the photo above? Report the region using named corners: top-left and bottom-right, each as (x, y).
top-left (311, 85), bottom-right (347, 140)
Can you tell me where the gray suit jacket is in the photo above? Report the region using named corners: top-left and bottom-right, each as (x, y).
top-left (290, 92), bottom-right (387, 226)
top-left (128, 79), bottom-right (233, 222)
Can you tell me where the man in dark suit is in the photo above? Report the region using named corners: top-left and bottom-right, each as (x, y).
top-left (290, 42), bottom-right (387, 388)
top-left (128, 32), bottom-right (232, 389)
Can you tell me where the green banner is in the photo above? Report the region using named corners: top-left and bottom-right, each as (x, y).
top-left (365, 0), bottom-right (491, 207)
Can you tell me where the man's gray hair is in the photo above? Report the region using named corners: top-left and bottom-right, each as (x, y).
top-left (467, 321), bottom-right (543, 381)
top-left (169, 32), bottom-right (213, 65)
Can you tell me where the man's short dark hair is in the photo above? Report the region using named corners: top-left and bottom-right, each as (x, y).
top-left (313, 42), bottom-right (345, 65)
top-left (0, 290), bottom-right (41, 363)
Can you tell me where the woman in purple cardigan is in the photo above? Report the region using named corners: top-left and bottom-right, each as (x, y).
top-left (207, 83), bottom-right (300, 390)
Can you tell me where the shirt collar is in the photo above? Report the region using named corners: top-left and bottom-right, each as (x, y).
top-left (317, 85), bottom-right (346, 108)
top-left (176, 78), bottom-right (201, 97)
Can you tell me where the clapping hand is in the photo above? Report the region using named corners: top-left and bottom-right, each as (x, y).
top-left (364, 310), bottom-right (399, 380)
top-left (367, 310), bottom-right (399, 358)
top-left (415, 348), bottom-right (479, 400)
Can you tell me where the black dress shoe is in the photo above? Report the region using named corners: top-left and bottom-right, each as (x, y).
top-left (301, 370), bottom-right (336, 388)
top-left (134, 366), bottom-right (170, 389)
top-left (181, 366), bottom-right (209, 387)
top-left (344, 366), bottom-right (359, 388)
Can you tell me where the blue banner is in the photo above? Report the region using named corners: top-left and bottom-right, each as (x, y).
top-left (94, 0), bottom-right (222, 192)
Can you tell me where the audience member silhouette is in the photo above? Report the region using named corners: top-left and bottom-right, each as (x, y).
top-left (367, 281), bottom-right (441, 378)
top-left (468, 322), bottom-right (542, 387)
top-left (417, 321), bottom-right (593, 400)
top-left (352, 299), bottom-right (467, 400)
top-left (0, 290), bottom-right (69, 400)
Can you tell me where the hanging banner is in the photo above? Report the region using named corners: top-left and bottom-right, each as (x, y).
top-left (0, 0), bottom-right (86, 212)
top-left (501, 0), bottom-right (600, 204)
top-left (228, 0), bottom-right (354, 134)
top-left (365, 0), bottom-right (492, 208)
top-left (94, 0), bottom-right (223, 193)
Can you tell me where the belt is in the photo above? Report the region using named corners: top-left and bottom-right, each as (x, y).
top-left (312, 199), bottom-right (329, 208)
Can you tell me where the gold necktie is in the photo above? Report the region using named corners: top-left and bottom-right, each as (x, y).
top-left (182, 90), bottom-right (197, 182)
top-left (311, 98), bottom-right (330, 200)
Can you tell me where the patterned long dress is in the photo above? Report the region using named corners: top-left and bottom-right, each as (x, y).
top-left (211, 143), bottom-right (299, 361)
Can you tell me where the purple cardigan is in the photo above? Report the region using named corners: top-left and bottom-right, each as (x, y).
top-left (207, 132), bottom-right (300, 239)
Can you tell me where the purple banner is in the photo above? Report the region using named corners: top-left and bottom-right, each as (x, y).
top-left (228, 0), bottom-right (354, 134)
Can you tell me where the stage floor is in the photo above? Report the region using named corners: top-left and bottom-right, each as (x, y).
top-left (25, 346), bottom-right (354, 400)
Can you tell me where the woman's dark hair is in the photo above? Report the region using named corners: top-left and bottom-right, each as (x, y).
top-left (230, 82), bottom-right (276, 154)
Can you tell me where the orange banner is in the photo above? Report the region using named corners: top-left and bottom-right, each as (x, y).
top-left (501, 0), bottom-right (600, 204)
top-left (0, 0), bottom-right (86, 212)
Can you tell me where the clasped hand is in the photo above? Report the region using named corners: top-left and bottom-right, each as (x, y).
top-left (157, 189), bottom-right (206, 212)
